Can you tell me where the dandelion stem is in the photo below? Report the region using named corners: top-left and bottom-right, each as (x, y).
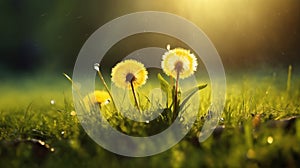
top-left (173, 71), bottom-right (180, 121)
top-left (96, 70), bottom-right (118, 112)
top-left (63, 73), bottom-right (90, 112)
top-left (130, 81), bottom-right (141, 113)
top-left (63, 73), bottom-right (84, 101)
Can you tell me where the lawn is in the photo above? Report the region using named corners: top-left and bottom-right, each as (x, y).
top-left (0, 68), bottom-right (299, 168)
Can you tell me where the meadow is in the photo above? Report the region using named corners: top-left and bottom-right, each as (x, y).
top-left (0, 67), bottom-right (299, 168)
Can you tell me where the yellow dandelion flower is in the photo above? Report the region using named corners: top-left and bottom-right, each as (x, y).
top-left (161, 48), bottom-right (198, 79)
top-left (83, 90), bottom-right (111, 110)
top-left (111, 59), bottom-right (148, 89)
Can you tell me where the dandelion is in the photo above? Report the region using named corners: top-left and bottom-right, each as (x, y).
top-left (161, 47), bottom-right (198, 120)
top-left (111, 59), bottom-right (148, 112)
top-left (93, 90), bottom-right (111, 105)
top-left (111, 59), bottom-right (148, 89)
top-left (83, 90), bottom-right (111, 111)
top-left (161, 47), bottom-right (197, 79)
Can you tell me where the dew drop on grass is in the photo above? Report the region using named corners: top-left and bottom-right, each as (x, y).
top-left (45, 144), bottom-right (50, 148)
top-left (185, 126), bottom-right (189, 130)
top-left (103, 99), bottom-right (110, 105)
top-left (267, 136), bottom-right (274, 144)
top-left (61, 131), bottom-right (65, 135)
top-left (70, 111), bottom-right (76, 116)
top-left (166, 44), bottom-right (171, 50)
top-left (145, 120), bottom-right (149, 124)
top-left (50, 100), bottom-right (55, 105)
top-left (50, 148), bottom-right (55, 152)
top-left (94, 63), bottom-right (100, 71)
top-left (38, 140), bottom-right (45, 146)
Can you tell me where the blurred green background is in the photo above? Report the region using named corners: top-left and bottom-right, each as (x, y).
top-left (1, 0), bottom-right (300, 78)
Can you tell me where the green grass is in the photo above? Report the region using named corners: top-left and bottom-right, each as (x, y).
top-left (0, 70), bottom-right (300, 168)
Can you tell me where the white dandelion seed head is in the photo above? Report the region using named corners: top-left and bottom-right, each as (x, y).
top-left (161, 48), bottom-right (198, 79)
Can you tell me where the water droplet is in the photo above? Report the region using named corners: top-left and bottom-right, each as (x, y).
top-left (61, 131), bottom-right (65, 135)
top-left (103, 99), bottom-right (110, 105)
top-left (94, 63), bottom-right (100, 71)
top-left (267, 136), bottom-right (273, 144)
top-left (185, 126), bottom-right (189, 130)
top-left (145, 120), bottom-right (149, 124)
top-left (70, 111), bottom-right (76, 116)
top-left (166, 44), bottom-right (171, 50)
top-left (38, 140), bottom-right (45, 146)
top-left (50, 148), bottom-right (55, 152)
top-left (50, 100), bottom-right (55, 105)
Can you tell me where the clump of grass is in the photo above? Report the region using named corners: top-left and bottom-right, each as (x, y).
top-left (286, 65), bottom-right (292, 92)
top-left (0, 68), bottom-right (300, 167)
